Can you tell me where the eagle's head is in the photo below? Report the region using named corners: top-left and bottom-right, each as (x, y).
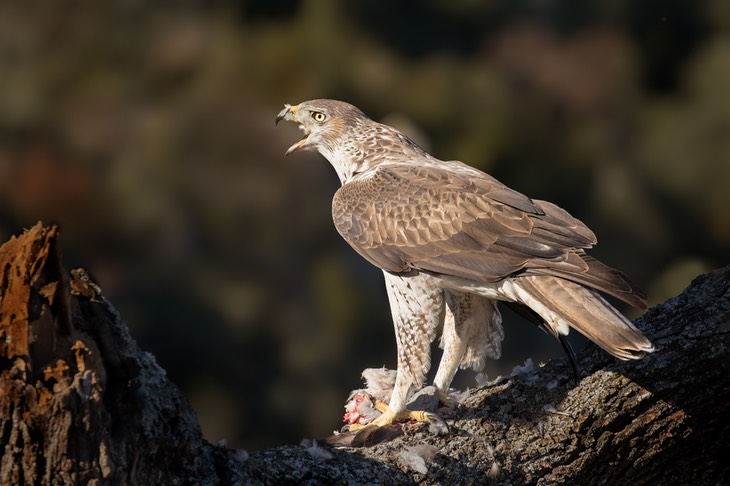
top-left (276, 99), bottom-right (430, 184)
top-left (275, 99), bottom-right (367, 157)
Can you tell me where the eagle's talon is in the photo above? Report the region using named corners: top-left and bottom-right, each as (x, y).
top-left (347, 401), bottom-right (449, 435)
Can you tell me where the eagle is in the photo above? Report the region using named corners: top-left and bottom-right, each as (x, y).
top-left (276, 99), bottom-right (653, 432)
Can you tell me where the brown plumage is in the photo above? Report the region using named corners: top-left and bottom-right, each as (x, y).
top-left (276, 99), bottom-right (653, 431)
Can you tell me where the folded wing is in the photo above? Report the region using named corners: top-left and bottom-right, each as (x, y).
top-left (332, 161), bottom-right (646, 309)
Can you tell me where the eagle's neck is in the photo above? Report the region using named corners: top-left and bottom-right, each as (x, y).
top-left (319, 122), bottom-right (433, 186)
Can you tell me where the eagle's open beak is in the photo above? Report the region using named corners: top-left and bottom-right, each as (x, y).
top-left (275, 104), bottom-right (296, 125)
top-left (276, 104), bottom-right (309, 156)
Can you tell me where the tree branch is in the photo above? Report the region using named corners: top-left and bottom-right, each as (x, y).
top-left (1, 223), bottom-right (728, 485)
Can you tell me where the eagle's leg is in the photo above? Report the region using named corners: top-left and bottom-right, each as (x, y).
top-left (362, 368), bottom-right (429, 427)
top-left (348, 271), bottom-right (446, 432)
top-left (433, 291), bottom-right (470, 404)
top-left (346, 368), bottom-right (449, 434)
top-left (434, 292), bottom-right (504, 402)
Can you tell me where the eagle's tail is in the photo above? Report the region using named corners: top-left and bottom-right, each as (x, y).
top-left (511, 275), bottom-right (654, 360)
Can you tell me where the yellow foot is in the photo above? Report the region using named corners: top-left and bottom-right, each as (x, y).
top-left (348, 400), bottom-right (449, 435)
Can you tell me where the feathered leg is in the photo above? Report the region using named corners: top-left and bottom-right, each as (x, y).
top-left (349, 271), bottom-right (447, 432)
top-left (433, 292), bottom-right (503, 400)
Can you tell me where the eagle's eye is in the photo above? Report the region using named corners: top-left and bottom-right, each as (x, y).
top-left (311, 112), bottom-right (327, 122)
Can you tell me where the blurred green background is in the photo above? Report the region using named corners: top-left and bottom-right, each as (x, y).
top-left (0, 0), bottom-right (727, 451)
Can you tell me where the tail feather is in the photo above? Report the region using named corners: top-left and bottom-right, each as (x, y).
top-left (512, 275), bottom-right (654, 360)
top-left (530, 252), bottom-right (648, 311)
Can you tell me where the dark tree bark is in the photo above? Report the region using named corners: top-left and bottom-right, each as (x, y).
top-left (0, 224), bottom-right (236, 485)
top-left (1, 223), bottom-right (728, 485)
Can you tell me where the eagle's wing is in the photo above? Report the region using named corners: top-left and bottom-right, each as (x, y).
top-left (332, 161), bottom-right (646, 309)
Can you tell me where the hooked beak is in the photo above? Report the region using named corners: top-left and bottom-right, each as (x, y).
top-left (275, 104), bottom-right (309, 156)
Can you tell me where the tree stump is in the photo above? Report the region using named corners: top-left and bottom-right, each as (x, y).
top-left (1, 223), bottom-right (728, 485)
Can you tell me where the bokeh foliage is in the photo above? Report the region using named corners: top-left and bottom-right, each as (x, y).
top-left (0, 0), bottom-right (727, 450)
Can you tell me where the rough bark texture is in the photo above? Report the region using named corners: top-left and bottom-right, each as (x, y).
top-left (1, 223), bottom-right (728, 485)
